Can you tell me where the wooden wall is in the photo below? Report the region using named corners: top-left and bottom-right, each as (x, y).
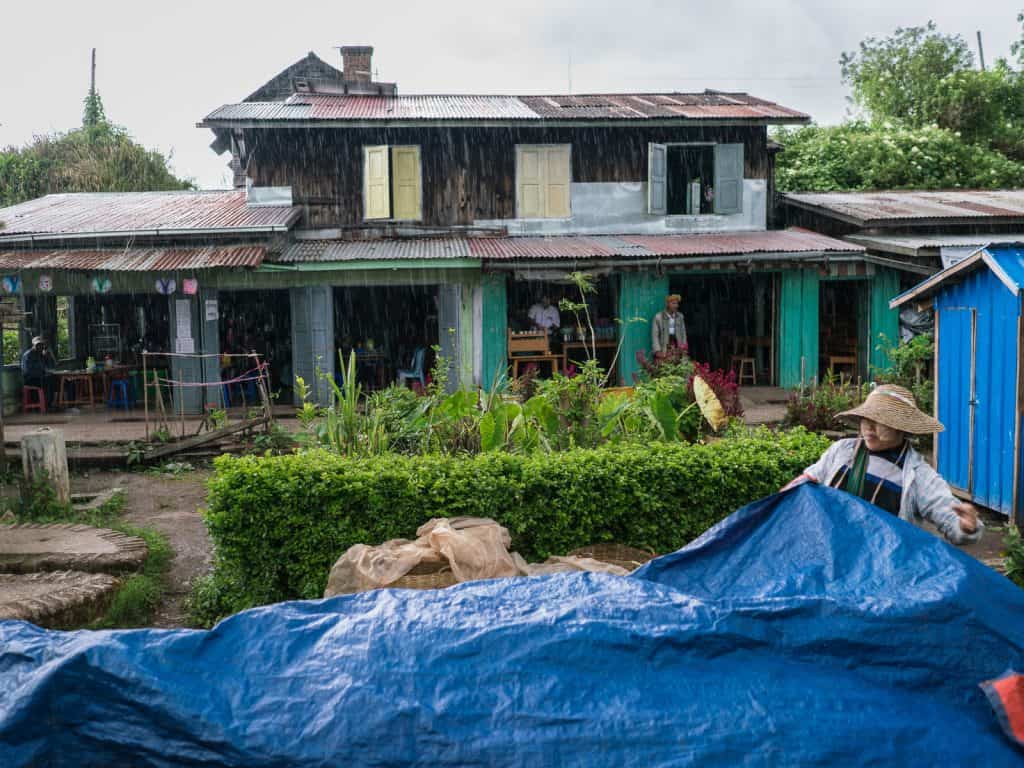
top-left (246, 125), bottom-right (769, 228)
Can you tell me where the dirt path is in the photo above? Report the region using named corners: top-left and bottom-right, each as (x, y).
top-left (74, 469), bottom-right (212, 628)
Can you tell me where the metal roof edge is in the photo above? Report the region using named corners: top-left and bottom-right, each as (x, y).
top-left (889, 247), bottom-right (989, 309)
top-left (199, 116), bottom-right (810, 130)
top-left (263, 257), bottom-right (481, 272)
top-left (0, 222), bottom-right (297, 245)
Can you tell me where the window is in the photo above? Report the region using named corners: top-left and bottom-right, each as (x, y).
top-left (648, 143), bottom-right (743, 216)
top-left (516, 144), bottom-right (571, 219)
top-left (363, 145), bottom-right (422, 221)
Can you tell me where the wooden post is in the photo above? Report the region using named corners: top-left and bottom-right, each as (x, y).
top-left (21, 428), bottom-right (70, 506)
top-left (143, 351), bottom-right (149, 442)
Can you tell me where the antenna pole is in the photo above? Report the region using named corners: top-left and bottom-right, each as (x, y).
top-left (568, 51), bottom-right (572, 94)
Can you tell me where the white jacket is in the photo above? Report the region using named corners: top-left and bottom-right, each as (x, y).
top-left (802, 438), bottom-right (984, 545)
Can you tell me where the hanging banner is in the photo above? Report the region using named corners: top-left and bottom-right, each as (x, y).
top-left (182, 278), bottom-right (199, 295)
top-left (91, 277), bottom-right (112, 294)
top-left (38, 275), bottom-right (53, 293)
top-left (2, 276), bottom-right (21, 294)
top-left (155, 278), bottom-right (176, 295)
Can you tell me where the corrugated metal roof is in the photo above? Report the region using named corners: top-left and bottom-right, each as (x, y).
top-left (0, 245), bottom-right (265, 272)
top-left (847, 233), bottom-right (1024, 258)
top-left (783, 190), bottom-right (1024, 225)
top-left (279, 229), bottom-right (860, 264)
top-left (0, 191), bottom-right (300, 239)
top-left (204, 91), bottom-right (809, 124)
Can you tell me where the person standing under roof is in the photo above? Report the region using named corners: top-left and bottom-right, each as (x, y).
top-left (651, 294), bottom-right (687, 358)
top-left (787, 384), bottom-right (982, 545)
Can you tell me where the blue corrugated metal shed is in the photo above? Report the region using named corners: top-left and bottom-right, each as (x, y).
top-left (892, 243), bottom-right (1024, 522)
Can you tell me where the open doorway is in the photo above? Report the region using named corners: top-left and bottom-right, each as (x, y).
top-left (819, 280), bottom-right (868, 380)
top-left (507, 275), bottom-right (618, 378)
top-left (668, 272), bottom-right (775, 383)
top-left (333, 284), bottom-right (439, 390)
top-left (218, 289), bottom-right (292, 398)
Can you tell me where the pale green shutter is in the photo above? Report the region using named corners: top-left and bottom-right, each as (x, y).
top-left (516, 146), bottom-right (544, 218)
top-left (544, 145), bottom-right (571, 218)
top-left (364, 145), bottom-right (391, 220)
top-left (391, 145), bottom-right (422, 220)
top-left (713, 143), bottom-right (743, 215)
top-left (648, 143), bottom-right (667, 215)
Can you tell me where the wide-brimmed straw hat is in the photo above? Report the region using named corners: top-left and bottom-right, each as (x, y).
top-left (837, 384), bottom-right (944, 435)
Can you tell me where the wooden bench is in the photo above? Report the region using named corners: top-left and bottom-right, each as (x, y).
top-left (508, 330), bottom-right (560, 378)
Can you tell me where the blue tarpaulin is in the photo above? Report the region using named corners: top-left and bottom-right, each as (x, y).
top-left (2, 484), bottom-right (1023, 766)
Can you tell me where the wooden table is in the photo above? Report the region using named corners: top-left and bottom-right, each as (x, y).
top-left (54, 366), bottom-right (129, 408)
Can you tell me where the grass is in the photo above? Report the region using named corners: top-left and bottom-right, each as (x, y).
top-left (3, 488), bottom-right (174, 629)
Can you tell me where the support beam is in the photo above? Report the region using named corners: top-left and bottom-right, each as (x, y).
top-left (869, 268), bottom-right (901, 375)
top-left (617, 272), bottom-right (669, 385)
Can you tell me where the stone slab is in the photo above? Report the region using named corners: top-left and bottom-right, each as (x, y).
top-left (0, 570), bottom-right (119, 628)
top-left (0, 523), bottom-right (148, 574)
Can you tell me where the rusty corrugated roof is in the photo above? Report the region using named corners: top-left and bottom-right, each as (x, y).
top-left (0, 190), bottom-right (301, 240)
top-left (204, 91), bottom-right (809, 124)
top-left (783, 190), bottom-right (1024, 226)
top-left (278, 229), bottom-right (859, 264)
top-left (0, 245), bottom-right (265, 271)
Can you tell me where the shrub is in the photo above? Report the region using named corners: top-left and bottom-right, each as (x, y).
top-left (192, 428), bottom-right (830, 624)
top-left (785, 373), bottom-right (870, 432)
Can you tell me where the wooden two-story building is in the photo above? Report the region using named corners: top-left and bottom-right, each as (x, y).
top-left (0, 46), bottom-right (894, 412)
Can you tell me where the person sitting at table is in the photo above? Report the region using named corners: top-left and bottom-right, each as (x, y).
top-left (651, 294), bottom-right (687, 359)
top-left (528, 296), bottom-right (561, 334)
top-left (21, 336), bottom-right (56, 406)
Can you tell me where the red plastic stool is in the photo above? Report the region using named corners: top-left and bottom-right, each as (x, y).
top-left (22, 386), bottom-right (46, 414)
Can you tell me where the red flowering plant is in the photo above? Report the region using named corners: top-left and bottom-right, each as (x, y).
top-left (689, 362), bottom-right (744, 418)
top-left (634, 347), bottom-right (744, 420)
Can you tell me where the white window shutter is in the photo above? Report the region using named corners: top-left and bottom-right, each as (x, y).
top-left (647, 143), bottom-right (667, 215)
top-left (391, 146), bottom-right (422, 220)
top-left (713, 143), bottom-right (744, 215)
top-left (364, 145), bottom-right (390, 220)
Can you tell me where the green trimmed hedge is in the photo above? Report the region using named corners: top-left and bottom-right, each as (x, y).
top-left (193, 428), bottom-right (829, 623)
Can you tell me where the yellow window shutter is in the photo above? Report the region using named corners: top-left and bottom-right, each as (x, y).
top-left (517, 146), bottom-right (544, 218)
top-left (364, 145), bottom-right (390, 220)
top-left (544, 145), bottom-right (571, 218)
top-left (391, 146), bottom-right (422, 220)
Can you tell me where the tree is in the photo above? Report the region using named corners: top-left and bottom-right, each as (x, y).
top-left (0, 89), bottom-right (191, 207)
top-left (774, 122), bottom-right (1024, 193)
top-left (840, 22), bottom-right (974, 126)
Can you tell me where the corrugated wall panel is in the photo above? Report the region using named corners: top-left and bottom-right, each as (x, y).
top-left (936, 268), bottom-right (1019, 514)
top-left (869, 268), bottom-right (901, 374)
top-left (480, 275), bottom-right (509, 389)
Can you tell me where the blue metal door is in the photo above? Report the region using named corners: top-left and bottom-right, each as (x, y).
top-left (936, 307), bottom-right (975, 494)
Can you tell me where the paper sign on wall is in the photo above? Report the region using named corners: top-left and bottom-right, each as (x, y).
top-left (205, 299), bottom-right (219, 322)
top-left (183, 278), bottom-right (199, 295)
top-left (38, 275), bottom-right (53, 293)
top-left (175, 337), bottom-right (195, 354)
top-left (175, 299), bottom-right (192, 341)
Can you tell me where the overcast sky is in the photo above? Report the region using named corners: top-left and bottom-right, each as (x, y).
top-left (1, 0), bottom-right (1020, 189)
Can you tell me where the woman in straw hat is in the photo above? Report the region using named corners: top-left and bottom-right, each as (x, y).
top-left (788, 384), bottom-right (982, 544)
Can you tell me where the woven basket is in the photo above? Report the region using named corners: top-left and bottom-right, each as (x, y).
top-left (567, 543), bottom-right (656, 572)
top-left (387, 561), bottom-right (458, 590)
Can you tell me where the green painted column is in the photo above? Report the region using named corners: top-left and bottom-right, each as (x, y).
top-left (480, 274), bottom-right (508, 390)
top-left (869, 267), bottom-right (901, 375)
top-left (778, 269), bottom-right (820, 388)
top-left (617, 272), bottom-right (669, 385)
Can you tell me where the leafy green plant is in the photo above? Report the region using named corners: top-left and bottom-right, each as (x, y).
top-left (207, 408), bottom-right (228, 430)
top-left (253, 423), bottom-right (296, 454)
top-left (152, 426), bottom-right (172, 445)
top-left (16, 471), bottom-right (73, 521)
top-left (1005, 525), bottom-right (1024, 588)
top-left (192, 428), bottom-right (830, 624)
top-left (125, 441), bottom-right (147, 467)
top-left (874, 333), bottom-right (935, 415)
top-left (785, 372), bottom-right (870, 432)
top-left (92, 525), bottom-right (172, 629)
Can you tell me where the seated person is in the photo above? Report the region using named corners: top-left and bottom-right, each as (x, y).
top-left (528, 296), bottom-right (561, 334)
top-left (21, 336), bottom-right (56, 406)
top-left (786, 384), bottom-right (982, 545)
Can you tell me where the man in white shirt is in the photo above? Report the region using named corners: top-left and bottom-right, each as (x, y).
top-left (528, 296), bottom-right (561, 333)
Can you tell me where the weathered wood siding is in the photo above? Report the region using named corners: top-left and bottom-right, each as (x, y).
top-left (246, 125), bottom-right (769, 228)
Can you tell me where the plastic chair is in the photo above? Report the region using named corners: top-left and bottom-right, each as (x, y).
top-left (22, 386), bottom-right (46, 414)
top-left (107, 379), bottom-right (132, 411)
top-left (396, 347), bottom-right (427, 388)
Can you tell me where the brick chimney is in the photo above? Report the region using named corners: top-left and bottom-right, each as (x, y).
top-left (340, 46), bottom-right (373, 84)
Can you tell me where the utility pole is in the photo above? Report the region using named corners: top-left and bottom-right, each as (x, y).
top-left (90, 48), bottom-right (97, 95)
top-left (977, 31), bottom-right (986, 71)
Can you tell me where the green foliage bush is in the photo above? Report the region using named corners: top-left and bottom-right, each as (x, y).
top-left (192, 428), bottom-right (830, 625)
